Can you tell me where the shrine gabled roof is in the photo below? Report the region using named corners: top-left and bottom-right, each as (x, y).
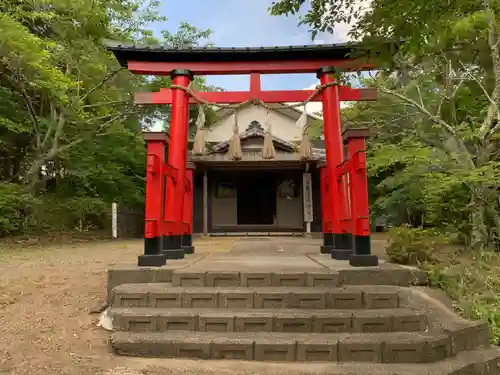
top-left (104, 39), bottom-right (398, 66)
top-left (214, 102), bottom-right (322, 122)
top-left (211, 127), bottom-right (298, 154)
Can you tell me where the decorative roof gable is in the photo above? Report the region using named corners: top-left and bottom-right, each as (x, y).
top-left (210, 120), bottom-right (298, 154)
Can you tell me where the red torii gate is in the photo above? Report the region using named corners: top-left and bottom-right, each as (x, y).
top-left (106, 42), bottom-right (385, 267)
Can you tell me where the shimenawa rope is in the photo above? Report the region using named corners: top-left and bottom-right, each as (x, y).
top-left (172, 81), bottom-right (336, 159)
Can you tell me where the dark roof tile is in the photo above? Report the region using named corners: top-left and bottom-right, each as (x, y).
top-left (103, 39), bottom-right (400, 66)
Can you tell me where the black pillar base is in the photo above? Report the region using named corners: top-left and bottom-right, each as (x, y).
top-left (162, 235), bottom-right (185, 260)
top-left (138, 237), bottom-right (166, 267)
top-left (331, 249), bottom-right (352, 260)
top-left (349, 235), bottom-right (378, 267)
top-left (138, 254), bottom-right (166, 267)
top-left (320, 233), bottom-right (334, 254)
top-left (182, 245), bottom-right (195, 254)
top-left (320, 245), bottom-right (334, 254)
top-left (181, 234), bottom-right (195, 255)
top-left (331, 233), bottom-right (353, 261)
top-left (349, 254), bottom-right (379, 267)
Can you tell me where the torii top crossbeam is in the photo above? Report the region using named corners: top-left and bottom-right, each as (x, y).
top-left (105, 40), bottom-right (395, 75)
top-left (105, 41), bottom-right (396, 105)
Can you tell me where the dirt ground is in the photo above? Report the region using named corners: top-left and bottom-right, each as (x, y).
top-left (0, 237), bottom-right (238, 375)
top-left (0, 235), bottom-right (388, 375)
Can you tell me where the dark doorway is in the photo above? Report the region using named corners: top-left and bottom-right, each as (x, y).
top-left (237, 172), bottom-right (276, 225)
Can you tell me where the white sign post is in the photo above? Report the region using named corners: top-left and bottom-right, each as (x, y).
top-left (302, 173), bottom-right (313, 234)
top-left (112, 202), bottom-right (118, 239)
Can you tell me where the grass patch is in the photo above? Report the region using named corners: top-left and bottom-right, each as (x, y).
top-left (386, 226), bottom-right (500, 344)
top-left (426, 252), bottom-right (500, 345)
top-left (0, 230), bottom-right (112, 250)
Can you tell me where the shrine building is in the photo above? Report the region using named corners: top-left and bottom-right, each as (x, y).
top-left (187, 103), bottom-right (326, 235)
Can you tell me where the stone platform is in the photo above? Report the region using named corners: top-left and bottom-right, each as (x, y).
top-left (106, 237), bottom-right (500, 374)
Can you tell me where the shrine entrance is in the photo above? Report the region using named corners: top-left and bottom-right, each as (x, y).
top-left (106, 41), bottom-right (394, 267)
top-left (208, 168), bottom-right (303, 233)
top-left (236, 171), bottom-right (276, 226)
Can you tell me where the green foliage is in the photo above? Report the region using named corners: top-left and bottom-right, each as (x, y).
top-left (426, 252), bottom-right (500, 345)
top-left (386, 226), bottom-right (449, 265)
top-left (269, 0), bottom-right (500, 345)
top-left (0, 183), bottom-right (40, 236)
top-left (308, 116), bottom-right (324, 139)
top-left (386, 226), bottom-right (500, 343)
top-left (0, 0), bottom-right (216, 237)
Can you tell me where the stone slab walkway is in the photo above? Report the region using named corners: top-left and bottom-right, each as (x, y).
top-left (182, 236), bottom-right (383, 272)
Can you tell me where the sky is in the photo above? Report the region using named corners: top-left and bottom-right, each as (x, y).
top-left (151, 0), bottom-right (353, 113)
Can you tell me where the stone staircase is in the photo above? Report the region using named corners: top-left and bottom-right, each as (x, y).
top-left (108, 264), bottom-right (500, 374)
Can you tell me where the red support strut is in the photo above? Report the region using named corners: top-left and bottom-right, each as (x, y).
top-left (317, 67), bottom-right (352, 260)
top-left (344, 129), bottom-right (378, 267)
top-left (139, 133), bottom-right (168, 267)
top-left (336, 156), bottom-right (353, 235)
top-left (134, 86), bottom-right (377, 105)
top-left (319, 163), bottom-right (334, 254)
top-left (162, 69), bottom-right (193, 259)
top-left (181, 163), bottom-right (196, 255)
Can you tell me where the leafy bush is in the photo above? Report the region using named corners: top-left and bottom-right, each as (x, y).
top-left (386, 226), bottom-right (450, 265)
top-left (64, 196), bottom-right (108, 231)
top-left (386, 225), bottom-right (500, 344)
top-left (32, 195), bottom-right (109, 232)
top-left (0, 183), bottom-right (40, 236)
top-left (0, 184), bottom-right (110, 237)
top-left (426, 253), bottom-right (500, 345)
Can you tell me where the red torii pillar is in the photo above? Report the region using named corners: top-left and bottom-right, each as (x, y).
top-left (161, 70), bottom-right (193, 259)
top-left (139, 133), bottom-right (168, 267)
top-left (319, 162), bottom-right (334, 253)
top-left (344, 129), bottom-right (378, 266)
top-left (317, 67), bottom-right (352, 260)
top-left (181, 163), bottom-right (196, 254)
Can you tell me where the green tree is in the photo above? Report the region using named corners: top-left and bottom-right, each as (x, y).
top-left (269, 0), bottom-right (500, 249)
top-left (0, 0), bottom-right (216, 236)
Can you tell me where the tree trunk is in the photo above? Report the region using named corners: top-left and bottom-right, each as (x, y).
top-left (469, 194), bottom-right (489, 249)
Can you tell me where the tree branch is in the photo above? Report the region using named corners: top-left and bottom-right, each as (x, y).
top-left (78, 110), bottom-right (141, 139)
top-left (80, 67), bottom-right (125, 102)
top-left (479, 0), bottom-right (500, 139)
top-left (95, 111), bottom-right (135, 134)
top-left (79, 110), bottom-right (140, 124)
top-left (81, 99), bottom-right (129, 109)
top-left (379, 86), bottom-right (476, 167)
top-left (41, 103), bottom-right (60, 150)
top-left (379, 87), bottom-right (458, 137)
top-left (20, 88), bottom-right (41, 148)
top-left (415, 83), bottom-right (425, 108)
top-left (459, 61), bottom-right (496, 110)
top-left (26, 109), bottom-right (140, 183)
top-left (436, 58), bottom-right (464, 118)
top-left (457, 60), bottom-right (499, 140)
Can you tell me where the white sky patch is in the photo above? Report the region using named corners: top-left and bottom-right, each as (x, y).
top-left (316, 0), bottom-right (373, 42)
top-left (151, 119), bottom-right (164, 132)
top-left (286, 84), bottom-right (350, 119)
top-left (147, 0), bottom-right (374, 132)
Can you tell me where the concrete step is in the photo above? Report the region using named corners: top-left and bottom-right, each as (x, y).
top-left (172, 270), bottom-right (340, 287)
top-left (107, 347), bottom-right (500, 374)
top-left (111, 307), bottom-right (427, 333)
top-left (110, 330), bottom-right (464, 363)
top-left (170, 268), bottom-right (427, 288)
top-left (107, 266), bottom-right (428, 302)
top-left (112, 284), bottom-right (402, 310)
